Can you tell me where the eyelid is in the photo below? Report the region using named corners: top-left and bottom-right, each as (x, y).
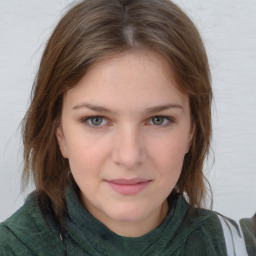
top-left (80, 115), bottom-right (175, 128)
top-left (147, 115), bottom-right (175, 126)
top-left (81, 115), bottom-right (109, 127)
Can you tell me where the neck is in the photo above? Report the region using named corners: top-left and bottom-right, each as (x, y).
top-left (87, 200), bottom-right (169, 237)
top-left (110, 201), bottom-right (169, 237)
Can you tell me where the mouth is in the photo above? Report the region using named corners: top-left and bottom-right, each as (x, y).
top-left (105, 178), bottom-right (151, 195)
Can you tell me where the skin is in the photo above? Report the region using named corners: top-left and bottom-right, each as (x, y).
top-left (56, 49), bottom-right (194, 237)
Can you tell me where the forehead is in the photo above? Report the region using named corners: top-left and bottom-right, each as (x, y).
top-left (63, 49), bottom-right (189, 112)
top-left (85, 49), bottom-right (176, 86)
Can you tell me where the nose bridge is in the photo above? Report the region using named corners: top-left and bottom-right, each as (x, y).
top-left (112, 124), bottom-right (144, 168)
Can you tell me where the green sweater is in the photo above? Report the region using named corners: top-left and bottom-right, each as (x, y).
top-left (0, 184), bottom-right (254, 255)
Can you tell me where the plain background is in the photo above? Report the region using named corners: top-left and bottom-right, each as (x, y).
top-left (0, 0), bottom-right (255, 222)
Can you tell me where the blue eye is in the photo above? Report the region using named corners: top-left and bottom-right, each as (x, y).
top-left (149, 116), bottom-right (171, 126)
top-left (85, 116), bottom-right (107, 127)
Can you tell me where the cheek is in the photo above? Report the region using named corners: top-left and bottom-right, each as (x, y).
top-left (67, 137), bottom-right (109, 176)
top-left (67, 144), bottom-right (100, 194)
top-left (149, 135), bottom-right (188, 174)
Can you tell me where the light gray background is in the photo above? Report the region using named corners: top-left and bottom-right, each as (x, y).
top-left (0, 0), bottom-right (255, 222)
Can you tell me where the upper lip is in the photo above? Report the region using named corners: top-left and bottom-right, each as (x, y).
top-left (106, 178), bottom-right (151, 185)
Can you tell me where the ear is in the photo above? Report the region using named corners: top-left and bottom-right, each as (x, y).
top-left (56, 126), bottom-right (69, 158)
top-left (186, 122), bottom-right (195, 153)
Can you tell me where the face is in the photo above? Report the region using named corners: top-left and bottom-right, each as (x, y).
top-left (56, 49), bottom-right (194, 237)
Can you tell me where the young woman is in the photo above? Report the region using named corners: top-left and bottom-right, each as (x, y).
top-left (0, 0), bottom-right (255, 255)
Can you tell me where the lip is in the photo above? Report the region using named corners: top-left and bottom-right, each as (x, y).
top-left (106, 178), bottom-right (151, 195)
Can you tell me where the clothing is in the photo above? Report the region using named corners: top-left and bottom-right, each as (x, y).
top-left (240, 214), bottom-right (256, 256)
top-left (0, 184), bottom-right (254, 256)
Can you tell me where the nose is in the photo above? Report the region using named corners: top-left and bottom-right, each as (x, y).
top-left (111, 126), bottom-right (145, 169)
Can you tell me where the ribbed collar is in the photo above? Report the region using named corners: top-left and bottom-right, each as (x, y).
top-left (65, 183), bottom-right (190, 256)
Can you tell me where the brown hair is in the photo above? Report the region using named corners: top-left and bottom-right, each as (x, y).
top-left (22, 0), bottom-right (212, 221)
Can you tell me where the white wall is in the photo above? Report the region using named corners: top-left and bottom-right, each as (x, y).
top-left (0, 0), bottom-right (255, 222)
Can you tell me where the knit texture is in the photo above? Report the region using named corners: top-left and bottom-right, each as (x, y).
top-left (0, 184), bottom-right (228, 255)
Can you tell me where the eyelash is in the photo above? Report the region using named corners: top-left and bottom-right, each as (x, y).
top-left (147, 116), bottom-right (174, 126)
top-left (81, 116), bottom-right (108, 127)
top-left (81, 115), bottom-right (174, 128)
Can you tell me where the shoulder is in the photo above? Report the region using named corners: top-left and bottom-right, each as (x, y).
top-left (182, 206), bottom-right (224, 235)
top-left (165, 196), bottom-right (227, 255)
top-left (240, 213), bottom-right (256, 256)
top-left (1, 192), bottom-right (41, 230)
top-left (185, 209), bottom-right (255, 256)
top-left (0, 223), bottom-right (34, 255)
top-left (178, 207), bottom-right (227, 255)
top-left (0, 193), bottom-right (39, 254)
top-left (0, 192), bottom-right (64, 255)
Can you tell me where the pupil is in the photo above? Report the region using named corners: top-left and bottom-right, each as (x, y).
top-left (92, 117), bottom-right (102, 125)
top-left (153, 116), bottom-right (164, 125)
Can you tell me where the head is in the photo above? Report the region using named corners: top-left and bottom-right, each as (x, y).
top-left (22, 0), bottom-right (212, 221)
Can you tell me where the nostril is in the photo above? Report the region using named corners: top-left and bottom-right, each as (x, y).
top-left (112, 144), bottom-right (144, 168)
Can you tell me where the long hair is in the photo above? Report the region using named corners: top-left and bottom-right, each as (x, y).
top-left (22, 0), bottom-right (212, 221)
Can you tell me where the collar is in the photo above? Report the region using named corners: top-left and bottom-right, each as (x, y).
top-left (64, 182), bottom-right (190, 255)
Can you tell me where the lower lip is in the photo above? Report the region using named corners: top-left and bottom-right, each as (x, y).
top-left (106, 181), bottom-right (151, 195)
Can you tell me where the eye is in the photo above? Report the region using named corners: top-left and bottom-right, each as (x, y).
top-left (148, 116), bottom-right (172, 126)
top-left (84, 116), bottom-right (107, 127)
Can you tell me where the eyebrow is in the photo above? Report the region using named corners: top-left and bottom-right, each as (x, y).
top-left (143, 104), bottom-right (184, 114)
top-left (72, 103), bottom-right (183, 114)
top-left (72, 103), bottom-right (114, 114)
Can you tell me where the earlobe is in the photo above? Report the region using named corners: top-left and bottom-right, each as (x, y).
top-left (56, 126), bottom-right (68, 158)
